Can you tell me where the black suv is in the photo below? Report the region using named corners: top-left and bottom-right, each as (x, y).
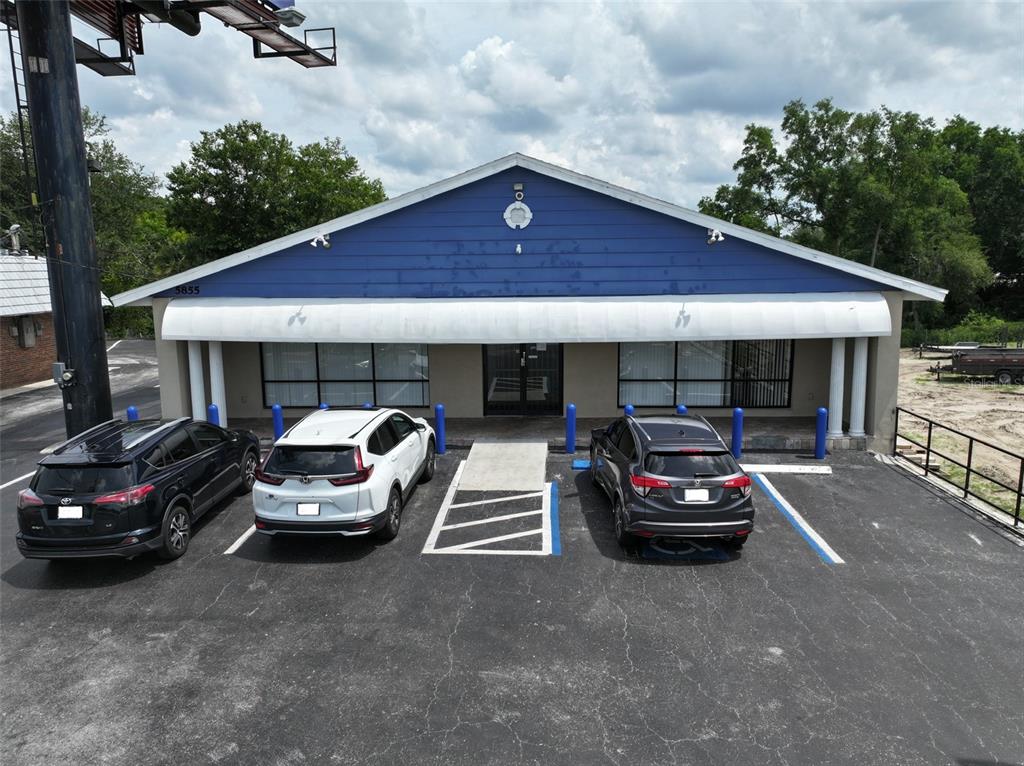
top-left (590, 415), bottom-right (755, 548)
top-left (16, 418), bottom-right (260, 560)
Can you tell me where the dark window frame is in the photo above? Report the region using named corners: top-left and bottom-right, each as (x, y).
top-left (260, 342), bottom-right (430, 409)
top-left (616, 340), bottom-right (795, 409)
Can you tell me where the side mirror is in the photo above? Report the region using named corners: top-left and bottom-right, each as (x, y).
top-left (415, 422), bottom-right (427, 432)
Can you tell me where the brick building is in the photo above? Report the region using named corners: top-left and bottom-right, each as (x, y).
top-left (0, 252), bottom-right (57, 390)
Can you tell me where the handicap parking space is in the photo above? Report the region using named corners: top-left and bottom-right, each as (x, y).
top-left (3, 448), bottom-right (1024, 764)
top-left (422, 440), bottom-right (559, 556)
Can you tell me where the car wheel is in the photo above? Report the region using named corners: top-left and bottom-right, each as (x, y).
top-left (158, 505), bottom-right (191, 560)
top-left (376, 487), bottom-right (403, 541)
top-left (996, 370), bottom-right (1013, 385)
top-left (612, 497), bottom-right (633, 548)
top-left (418, 439), bottom-right (435, 484)
top-left (236, 449), bottom-right (258, 495)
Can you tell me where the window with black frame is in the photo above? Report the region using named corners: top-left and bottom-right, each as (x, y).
top-left (618, 340), bottom-right (792, 408)
top-left (261, 342), bottom-right (429, 408)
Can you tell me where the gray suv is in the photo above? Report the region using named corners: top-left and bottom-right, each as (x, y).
top-left (590, 415), bottom-right (755, 548)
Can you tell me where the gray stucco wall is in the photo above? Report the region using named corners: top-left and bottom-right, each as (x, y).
top-left (866, 291), bottom-right (904, 451)
top-left (203, 339), bottom-right (835, 422)
top-left (153, 298), bottom-right (189, 419)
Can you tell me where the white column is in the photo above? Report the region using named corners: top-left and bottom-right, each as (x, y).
top-left (827, 337), bottom-right (846, 437)
top-left (848, 337), bottom-right (868, 437)
top-left (187, 340), bottom-right (206, 420)
top-left (208, 341), bottom-right (227, 427)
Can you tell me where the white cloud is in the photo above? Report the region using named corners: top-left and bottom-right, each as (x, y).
top-left (0, 0), bottom-right (1019, 207)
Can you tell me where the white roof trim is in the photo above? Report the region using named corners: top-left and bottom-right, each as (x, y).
top-left (113, 153), bottom-right (946, 307)
top-left (160, 293), bottom-right (892, 344)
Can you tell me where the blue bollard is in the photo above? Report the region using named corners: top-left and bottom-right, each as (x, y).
top-left (676, 404), bottom-right (688, 415)
top-left (566, 403), bottom-right (576, 454)
top-left (815, 407), bottom-right (828, 459)
top-left (731, 407), bottom-right (744, 459)
top-left (624, 404), bottom-right (635, 416)
top-left (272, 403), bottom-right (284, 441)
top-left (362, 402), bottom-right (373, 409)
top-left (125, 405), bottom-right (139, 421)
top-left (319, 402), bottom-right (329, 410)
top-left (434, 403), bottom-right (446, 455)
top-left (206, 403), bottom-right (219, 426)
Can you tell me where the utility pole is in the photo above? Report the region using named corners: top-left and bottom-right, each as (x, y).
top-left (15, 0), bottom-right (112, 438)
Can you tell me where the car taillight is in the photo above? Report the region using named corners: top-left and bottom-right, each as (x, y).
top-left (254, 468), bottom-right (285, 486)
top-left (18, 488), bottom-right (43, 508)
top-left (630, 474), bottom-right (672, 497)
top-left (94, 484), bottom-right (156, 506)
top-left (328, 446), bottom-right (373, 486)
top-left (723, 475), bottom-right (752, 497)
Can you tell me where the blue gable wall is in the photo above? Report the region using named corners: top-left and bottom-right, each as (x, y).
top-left (158, 168), bottom-right (886, 299)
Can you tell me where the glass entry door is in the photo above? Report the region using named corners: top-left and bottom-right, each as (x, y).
top-left (484, 344), bottom-right (563, 416)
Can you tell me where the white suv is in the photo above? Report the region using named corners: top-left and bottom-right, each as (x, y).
top-left (252, 407), bottom-right (435, 541)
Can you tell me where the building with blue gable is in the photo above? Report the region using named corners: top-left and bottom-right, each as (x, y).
top-left (112, 154), bottom-right (946, 450)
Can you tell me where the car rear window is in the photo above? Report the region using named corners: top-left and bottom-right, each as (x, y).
top-left (644, 451), bottom-right (738, 478)
top-left (33, 464), bottom-right (134, 495)
top-left (264, 446), bottom-right (357, 477)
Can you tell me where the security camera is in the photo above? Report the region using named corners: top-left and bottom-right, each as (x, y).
top-left (309, 233), bottom-right (331, 249)
top-left (706, 228), bottom-right (725, 245)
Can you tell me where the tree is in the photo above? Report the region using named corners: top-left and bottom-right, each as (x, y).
top-left (699, 99), bottom-right (996, 327)
top-left (166, 121), bottom-right (386, 269)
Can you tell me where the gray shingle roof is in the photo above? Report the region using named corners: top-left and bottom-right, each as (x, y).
top-left (0, 251), bottom-right (51, 317)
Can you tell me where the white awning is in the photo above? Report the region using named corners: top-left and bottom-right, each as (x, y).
top-left (160, 292), bottom-right (892, 343)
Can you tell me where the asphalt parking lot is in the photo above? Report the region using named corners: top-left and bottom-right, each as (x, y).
top-left (2, 441), bottom-right (1023, 765)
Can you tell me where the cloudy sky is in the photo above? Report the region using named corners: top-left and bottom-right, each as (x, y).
top-left (4, 1), bottom-right (1022, 207)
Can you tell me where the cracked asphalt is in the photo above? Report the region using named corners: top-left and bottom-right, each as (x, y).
top-left (2, 413), bottom-right (1023, 763)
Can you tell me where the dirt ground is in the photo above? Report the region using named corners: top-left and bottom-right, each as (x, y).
top-left (897, 349), bottom-right (1023, 514)
top-left (898, 349), bottom-right (1024, 451)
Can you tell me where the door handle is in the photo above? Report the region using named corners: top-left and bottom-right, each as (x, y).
top-left (391, 455), bottom-right (399, 462)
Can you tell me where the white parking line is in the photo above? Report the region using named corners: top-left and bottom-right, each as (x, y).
top-left (423, 460), bottom-right (466, 553)
top-left (740, 464), bottom-right (832, 475)
top-left (0, 471), bottom-right (34, 490)
top-left (434, 528), bottom-right (542, 553)
top-left (441, 509), bottom-right (543, 531)
top-left (106, 340), bottom-right (121, 352)
top-left (967, 533), bottom-right (983, 547)
top-left (448, 490), bottom-right (544, 510)
top-left (224, 524), bottom-right (256, 554)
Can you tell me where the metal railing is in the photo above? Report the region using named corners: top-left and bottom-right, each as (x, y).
top-left (894, 407), bottom-right (1023, 527)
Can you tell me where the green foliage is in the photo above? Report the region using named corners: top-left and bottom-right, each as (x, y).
top-left (699, 99), bottom-right (1024, 327)
top-left (166, 121), bottom-right (386, 268)
top-left (901, 311), bottom-right (1024, 348)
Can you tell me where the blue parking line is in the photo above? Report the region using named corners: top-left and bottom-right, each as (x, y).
top-left (751, 473), bottom-right (844, 565)
top-left (550, 482), bottom-right (561, 556)
top-left (571, 459), bottom-right (591, 470)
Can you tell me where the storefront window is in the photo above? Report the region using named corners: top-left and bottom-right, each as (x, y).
top-left (618, 340), bottom-right (792, 408)
top-left (261, 343), bottom-right (429, 408)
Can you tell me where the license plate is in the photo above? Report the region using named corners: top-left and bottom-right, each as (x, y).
top-left (57, 506), bottom-right (83, 519)
top-left (296, 503), bottom-right (320, 516)
top-left (684, 489), bottom-right (710, 502)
